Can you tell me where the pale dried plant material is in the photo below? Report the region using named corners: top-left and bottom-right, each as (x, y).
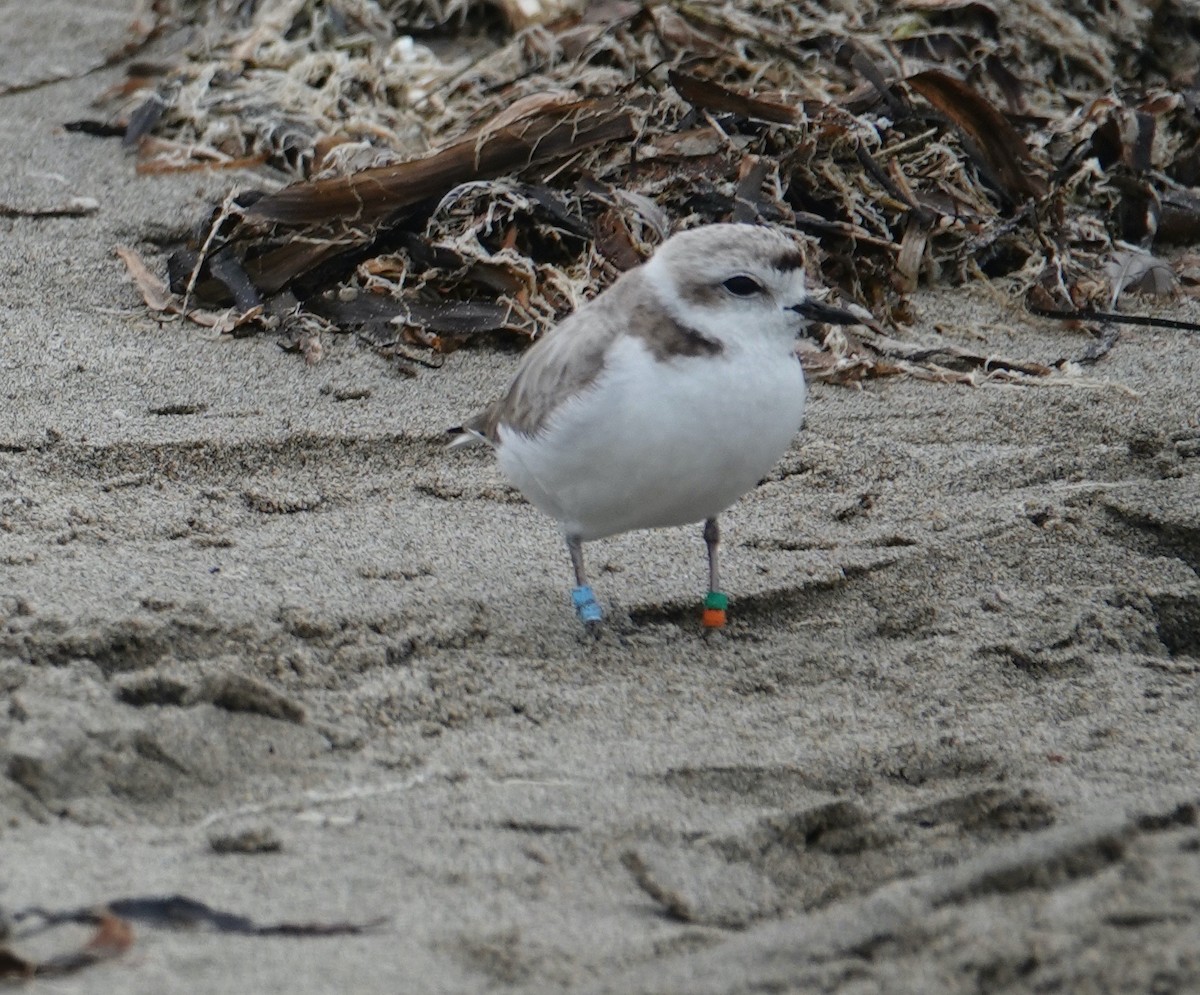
top-left (1106, 247), bottom-right (1178, 303)
top-left (97, 0), bottom-right (1200, 382)
top-left (0, 196), bottom-right (100, 218)
top-left (115, 245), bottom-right (263, 335)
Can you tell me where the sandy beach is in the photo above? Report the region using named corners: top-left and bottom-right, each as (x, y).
top-left (2, 2), bottom-right (1199, 992)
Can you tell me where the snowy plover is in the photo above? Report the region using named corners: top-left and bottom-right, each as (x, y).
top-left (451, 223), bottom-right (859, 629)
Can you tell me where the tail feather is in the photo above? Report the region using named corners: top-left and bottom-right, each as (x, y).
top-left (447, 425), bottom-right (489, 449)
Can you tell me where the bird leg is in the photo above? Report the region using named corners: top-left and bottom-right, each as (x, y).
top-left (566, 534), bottom-right (603, 626)
top-left (702, 517), bottom-right (728, 628)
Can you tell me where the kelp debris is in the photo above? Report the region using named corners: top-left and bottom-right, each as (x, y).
top-left (99, 0), bottom-right (1200, 381)
top-left (0, 893), bottom-right (385, 980)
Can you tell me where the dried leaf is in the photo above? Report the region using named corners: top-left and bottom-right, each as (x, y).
top-left (115, 244), bottom-right (173, 311)
top-left (208, 248), bottom-right (264, 311)
top-left (1106, 248), bottom-right (1177, 300)
top-left (248, 98), bottom-right (635, 226)
top-left (108, 894), bottom-right (383, 935)
top-left (593, 208), bottom-right (643, 270)
top-left (85, 913), bottom-right (135, 958)
top-left (906, 69), bottom-right (1046, 203)
top-left (0, 912), bottom-right (134, 980)
top-left (668, 70), bottom-right (798, 125)
top-left (1157, 188), bottom-right (1200, 244)
top-left (115, 245), bottom-right (264, 332)
top-left (191, 305), bottom-right (265, 334)
top-left (0, 948), bottom-right (34, 980)
top-left (896, 215), bottom-right (930, 292)
top-left (122, 89), bottom-right (168, 147)
top-left (0, 196), bottom-right (99, 218)
top-left (1089, 109), bottom-right (1156, 172)
top-left (135, 141), bottom-right (270, 174)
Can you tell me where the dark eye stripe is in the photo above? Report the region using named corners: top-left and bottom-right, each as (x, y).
top-left (773, 250), bottom-right (806, 272)
top-left (722, 275), bottom-right (763, 296)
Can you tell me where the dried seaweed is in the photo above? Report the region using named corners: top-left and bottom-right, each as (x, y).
top-left (1, 893), bottom-right (384, 980)
top-left (0, 197), bottom-right (99, 219)
top-left (97, 0), bottom-right (1200, 380)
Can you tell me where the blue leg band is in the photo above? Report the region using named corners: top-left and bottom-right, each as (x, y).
top-left (571, 585), bottom-right (603, 623)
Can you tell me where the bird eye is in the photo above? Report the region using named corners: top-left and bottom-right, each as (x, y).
top-left (722, 275), bottom-right (763, 297)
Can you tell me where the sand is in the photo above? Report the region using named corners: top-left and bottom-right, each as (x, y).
top-left (1, 4), bottom-right (1198, 992)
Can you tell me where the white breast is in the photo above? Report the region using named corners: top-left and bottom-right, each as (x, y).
top-left (497, 335), bottom-right (806, 541)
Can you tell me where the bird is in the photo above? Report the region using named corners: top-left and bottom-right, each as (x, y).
top-left (449, 222), bottom-right (860, 630)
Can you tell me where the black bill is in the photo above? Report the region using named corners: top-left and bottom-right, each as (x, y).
top-left (790, 298), bottom-right (861, 325)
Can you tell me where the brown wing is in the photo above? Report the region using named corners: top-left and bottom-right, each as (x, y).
top-left (461, 272), bottom-right (643, 443)
top-left (454, 264), bottom-right (722, 445)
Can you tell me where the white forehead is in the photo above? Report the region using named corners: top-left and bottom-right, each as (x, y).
top-left (644, 223), bottom-right (810, 309)
top-left (657, 220), bottom-right (796, 266)
top-left (653, 223), bottom-right (807, 281)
